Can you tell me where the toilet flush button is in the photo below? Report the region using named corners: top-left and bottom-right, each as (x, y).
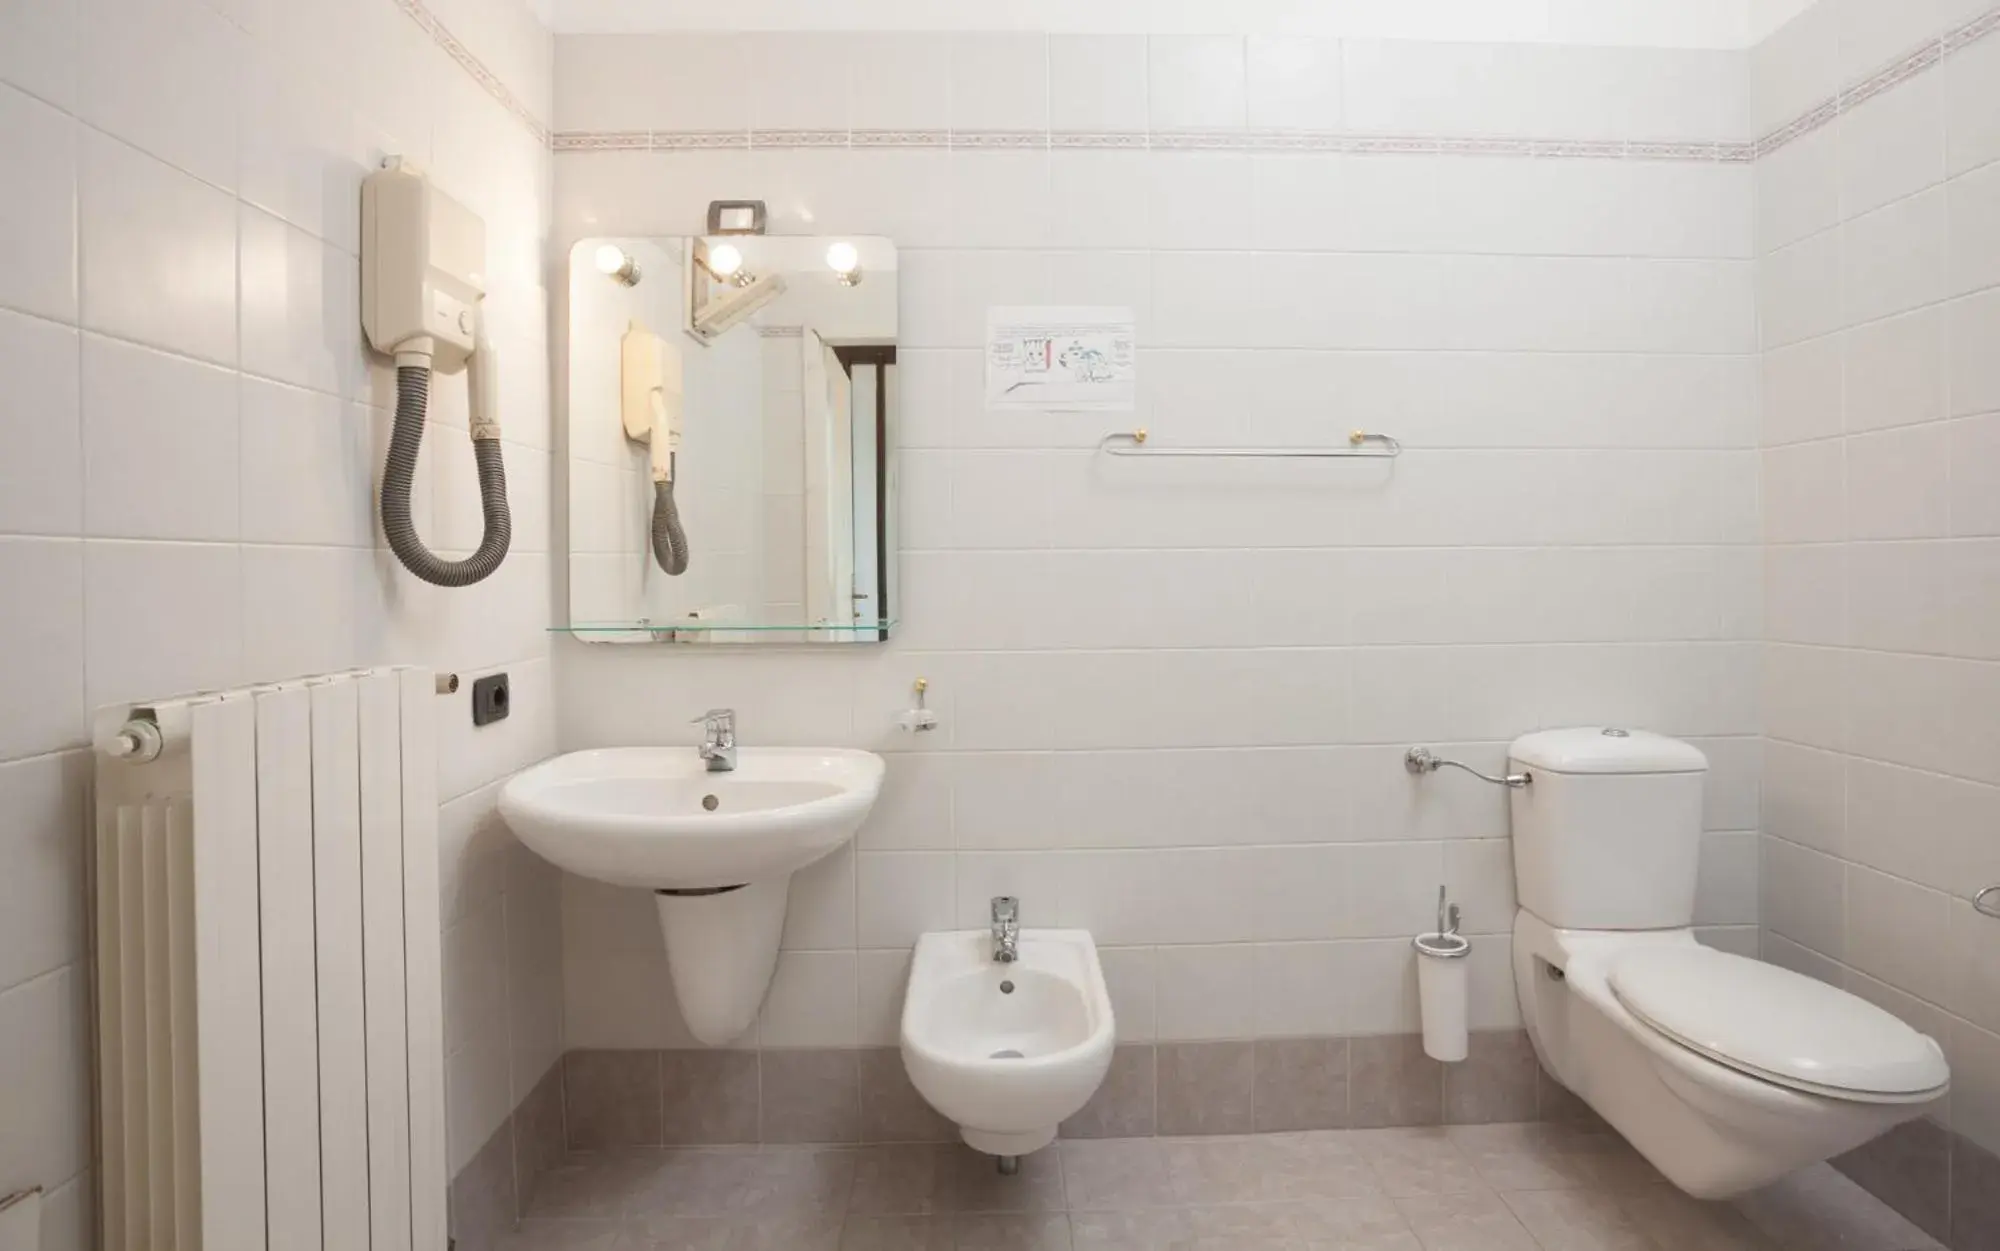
top-left (1602, 728), bottom-right (1630, 737)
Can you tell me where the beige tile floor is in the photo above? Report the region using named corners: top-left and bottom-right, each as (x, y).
top-left (500, 1122), bottom-right (1943, 1251)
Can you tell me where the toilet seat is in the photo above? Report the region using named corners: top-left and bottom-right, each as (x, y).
top-left (1609, 946), bottom-right (1949, 1104)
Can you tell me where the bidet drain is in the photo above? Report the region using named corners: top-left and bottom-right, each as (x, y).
top-left (989, 1048), bottom-right (1024, 1060)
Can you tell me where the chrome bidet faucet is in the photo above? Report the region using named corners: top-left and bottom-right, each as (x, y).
top-left (991, 896), bottom-right (1019, 963)
top-left (692, 708), bottom-right (737, 772)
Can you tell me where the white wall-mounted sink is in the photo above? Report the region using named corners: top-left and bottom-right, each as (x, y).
top-left (499, 746), bottom-right (883, 889)
top-left (499, 746), bottom-right (885, 1044)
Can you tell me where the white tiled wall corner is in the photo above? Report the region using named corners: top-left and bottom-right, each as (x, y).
top-left (1753, 0), bottom-right (2000, 1159)
top-left (1750, 0), bottom-right (1843, 137)
top-left (0, 0), bottom-right (559, 1219)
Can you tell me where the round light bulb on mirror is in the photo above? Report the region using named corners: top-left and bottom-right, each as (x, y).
top-left (826, 241), bottom-right (862, 286)
top-left (593, 244), bottom-right (639, 286)
top-left (708, 242), bottom-right (745, 278)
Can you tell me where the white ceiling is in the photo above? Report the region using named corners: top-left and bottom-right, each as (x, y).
top-left (535, 0), bottom-right (1805, 49)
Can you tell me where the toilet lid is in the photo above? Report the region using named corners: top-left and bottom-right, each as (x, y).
top-left (1609, 947), bottom-right (1949, 1099)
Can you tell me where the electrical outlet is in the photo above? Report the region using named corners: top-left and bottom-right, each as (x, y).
top-left (471, 672), bottom-right (509, 726)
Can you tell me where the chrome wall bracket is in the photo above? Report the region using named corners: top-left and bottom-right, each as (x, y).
top-left (1404, 747), bottom-right (1531, 789)
top-left (1975, 886), bottom-right (2000, 921)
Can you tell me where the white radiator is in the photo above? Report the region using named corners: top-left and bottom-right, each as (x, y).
top-left (92, 668), bottom-right (448, 1251)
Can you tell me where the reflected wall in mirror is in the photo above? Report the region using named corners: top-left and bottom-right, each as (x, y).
top-left (566, 235), bottom-right (898, 644)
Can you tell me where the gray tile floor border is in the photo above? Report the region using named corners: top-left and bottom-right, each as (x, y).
top-left (490, 1121), bottom-right (1944, 1251)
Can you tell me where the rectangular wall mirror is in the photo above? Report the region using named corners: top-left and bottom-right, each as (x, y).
top-left (564, 234), bottom-right (898, 644)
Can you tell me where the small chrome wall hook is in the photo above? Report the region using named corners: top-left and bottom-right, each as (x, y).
top-left (1975, 886), bottom-right (2000, 921)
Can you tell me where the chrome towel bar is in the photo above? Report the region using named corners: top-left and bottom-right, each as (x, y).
top-left (1099, 428), bottom-right (1402, 459)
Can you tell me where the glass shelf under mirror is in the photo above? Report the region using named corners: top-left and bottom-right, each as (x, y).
top-left (554, 619), bottom-right (897, 644)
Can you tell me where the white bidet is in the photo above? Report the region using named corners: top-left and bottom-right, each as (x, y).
top-left (900, 928), bottom-right (1114, 1160)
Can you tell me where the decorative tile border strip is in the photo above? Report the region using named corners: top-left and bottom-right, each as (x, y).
top-left (553, 126), bottom-right (1769, 163)
top-left (1948, 3), bottom-right (2000, 51)
top-left (1753, 1), bottom-right (2000, 157)
top-left (553, 126), bottom-right (1772, 164)
top-left (1050, 131), bottom-right (1149, 150)
top-left (660, 130), bottom-right (761, 151)
top-left (551, 130), bottom-right (650, 152)
top-left (1838, 40), bottom-right (1943, 110)
top-left (950, 130), bottom-right (1051, 149)
top-left (552, 1), bottom-right (2000, 165)
top-left (852, 129), bottom-right (956, 148)
top-left (749, 128), bottom-right (850, 148)
top-left (391, 0), bottom-right (551, 145)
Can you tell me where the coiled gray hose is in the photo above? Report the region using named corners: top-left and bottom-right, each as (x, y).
top-left (382, 364), bottom-right (511, 587)
top-left (652, 477), bottom-right (689, 575)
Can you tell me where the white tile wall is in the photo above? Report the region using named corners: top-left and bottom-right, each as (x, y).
top-left (550, 29), bottom-right (1765, 1056)
top-left (1037, 38), bottom-right (1135, 132)
top-left (1246, 36), bottom-right (1345, 131)
top-left (1754, 0), bottom-right (2000, 1159)
top-left (1342, 40), bottom-right (1746, 141)
top-left (538, 0), bottom-right (1778, 51)
top-left (0, 0), bottom-right (561, 1226)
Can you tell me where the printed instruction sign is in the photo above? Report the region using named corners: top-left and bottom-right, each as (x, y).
top-left (985, 307), bottom-right (1137, 412)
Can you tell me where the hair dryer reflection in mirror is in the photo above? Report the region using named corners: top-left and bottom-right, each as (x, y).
top-left (622, 320), bottom-right (689, 575)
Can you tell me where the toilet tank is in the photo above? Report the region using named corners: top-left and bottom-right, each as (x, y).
top-left (1508, 728), bottom-right (1708, 931)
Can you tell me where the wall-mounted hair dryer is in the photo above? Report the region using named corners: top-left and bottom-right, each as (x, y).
top-left (622, 321), bottom-right (689, 575)
top-left (361, 158), bottom-right (511, 587)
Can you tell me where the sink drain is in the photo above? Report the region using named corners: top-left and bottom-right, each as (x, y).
top-left (989, 1049), bottom-right (1024, 1060)
top-left (702, 794), bottom-right (719, 811)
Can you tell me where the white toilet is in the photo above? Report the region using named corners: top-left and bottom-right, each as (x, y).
top-left (901, 917), bottom-right (1114, 1159)
top-left (1509, 727), bottom-right (1949, 1199)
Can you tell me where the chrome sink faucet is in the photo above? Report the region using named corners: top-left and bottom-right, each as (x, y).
top-left (991, 896), bottom-right (1019, 963)
top-left (692, 708), bottom-right (737, 772)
